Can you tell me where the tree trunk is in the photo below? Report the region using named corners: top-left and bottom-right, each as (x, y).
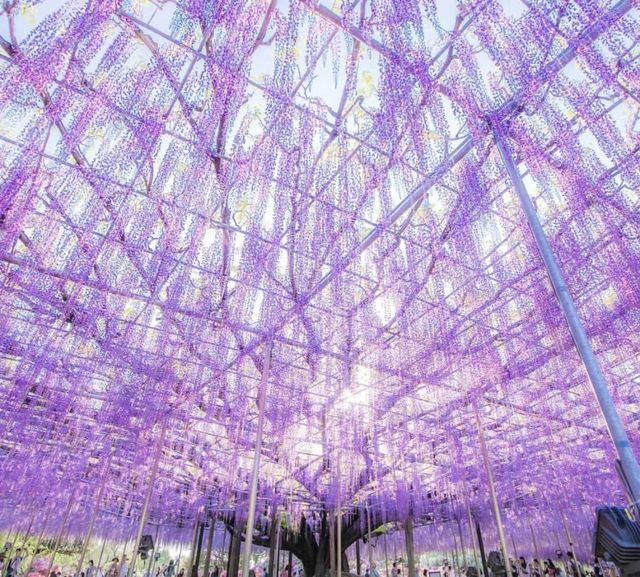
top-left (203, 519), bottom-right (215, 577)
top-left (195, 521), bottom-right (206, 577)
top-left (405, 516), bottom-right (415, 577)
top-left (228, 528), bottom-right (242, 577)
top-left (268, 511), bottom-right (278, 577)
top-left (231, 507), bottom-right (386, 577)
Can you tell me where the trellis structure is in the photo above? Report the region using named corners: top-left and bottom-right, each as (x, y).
top-left (1, 0), bottom-right (640, 567)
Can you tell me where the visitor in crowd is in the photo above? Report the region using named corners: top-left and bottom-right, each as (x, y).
top-left (119, 556), bottom-right (129, 577)
top-left (593, 558), bottom-right (602, 577)
top-left (86, 560), bottom-right (98, 577)
top-left (177, 568), bottom-right (185, 577)
top-left (566, 552), bottom-right (580, 577)
top-left (107, 558), bottom-right (120, 577)
top-left (212, 566), bottom-right (220, 577)
top-left (163, 561), bottom-right (176, 577)
top-left (279, 564), bottom-right (290, 577)
top-left (545, 560), bottom-right (557, 577)
top-left (369, 563), bottom-right (380, 577)
top-left (519, 557), bottom-right (529, 576)
top-left (531, 559), bottom-right (543, 577)
top-left (6, 548), bottom-right (23, 577)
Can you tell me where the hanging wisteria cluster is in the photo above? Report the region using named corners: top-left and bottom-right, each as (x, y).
top-left (0, 0), bottom-right (639, 561)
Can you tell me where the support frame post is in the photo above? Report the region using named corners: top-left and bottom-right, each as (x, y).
top-left (494, 127), bottom-right (640, 504)
top-left (241, 341), bottom-right (273, 577)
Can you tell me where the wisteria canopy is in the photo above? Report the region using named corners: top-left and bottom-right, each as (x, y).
top-left (1, 0), bottom-right (640, 564)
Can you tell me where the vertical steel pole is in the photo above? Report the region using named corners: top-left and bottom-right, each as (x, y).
top-left (97, 536), bottom-right (108, 572)
top-left (383, 532), bottom-right (389, 577)
top-left (529, 519), bottom-right (540, 561)
top-left (176, 539), bottom-right (184, 575)
top-left (46, 487), bottom-right (78, 577)
top-left (77, 453), bottom-right (112, 577)
top-left (29, 502), bottom-right (52, 571)
top-left (366, 506), bottom-right (373, 571)
top-left (329, 512), bottom-right (336, 574)
top-left (129, 419), bottom-right (167, 577)
top-left (463, 489), bottom-right (480, 571)
top-left (451, 530), bottom-right (458, 572)
top-left (561, 514), bottom-right (581, 577)
top-left (457, 518), bottom-right (467, 567)
top-left (494, 128), bottom-right (640, 503)
top-left (337, 449), bottom-right (343, 577)
top-left (241, 341), bottom-right (273, 577)
top-left (18, 512), bottom-right (35, 553)
top-left (475, 407), bottom-right (512, 577)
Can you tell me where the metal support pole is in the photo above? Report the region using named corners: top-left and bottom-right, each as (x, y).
top-left (18, 513), bottom-right (35, 553)
top-left (475, 407), bottom-right (512, 577)
top-left (241, 341), bottom-right (273, 577)
top-left (129, 420), bottom-right (167, 577)
top-left (97, 536), bottom-right (108, 572)
top-left (366, 506), bottom-right (373, 571)
top-left (337, 451), bottom-right (342, 577)
top-left (561, 514), bottom-right (581, 577)
top-left (452, 529), bottom-right (460, 572)
top-left (494, 128), bottom-right (640, 504)
top-left (529, 519), bottom-right (540, 561)
top-left (77, 454), bottom-right (112, 577)
top-left (46, 487), bottom-right (78, 577)
top-left (176, 539), bottom-right (184, 576)
top-left (383, 532), bottom-right (389, 577)
top-left (464, 492), bottom-right (479, 572)
top-left (29, 502), bottom-right (52, 571)
top-left (217, 521), bottom-right (226, 569)
top-left (329, 513), bottom-right (336, 574)
top-left (457, 518), bottom-right (467, 568)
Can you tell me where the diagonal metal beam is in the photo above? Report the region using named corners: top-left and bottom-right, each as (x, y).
top-left (306, 0), bottom-right (634, 305)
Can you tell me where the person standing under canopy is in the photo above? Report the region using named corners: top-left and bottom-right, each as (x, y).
top-left (86, 561), bottom-right (98, 577)
top-left (6, 548), bottom-right (22, 577)
top-left (118, 556), bottom-right (129, 577)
